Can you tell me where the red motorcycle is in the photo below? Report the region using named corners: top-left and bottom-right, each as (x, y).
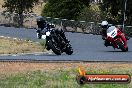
top-left (106, 26), bottom-right (128, 52)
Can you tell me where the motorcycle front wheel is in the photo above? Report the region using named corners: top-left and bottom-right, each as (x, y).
top-left (47, 40), bottom-right (61, 55)
top-left (65, 44), bottom-right (73, 55)
top-left (118, 43), bottom-right (128, 52)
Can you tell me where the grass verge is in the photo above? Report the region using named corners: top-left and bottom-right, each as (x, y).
top-left (0, 62), bottom-right (132, 88)
top-left (0, 37), bottom-right (45, 54)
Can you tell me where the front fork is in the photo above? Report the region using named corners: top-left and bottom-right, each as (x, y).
top-left (115, 37), bottom-right (127, 49)
top-left (45, 36), bottom-right (51, 50)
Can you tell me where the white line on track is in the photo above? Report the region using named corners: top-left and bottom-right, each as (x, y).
top-left (0, 51), bottom-right (53, 57)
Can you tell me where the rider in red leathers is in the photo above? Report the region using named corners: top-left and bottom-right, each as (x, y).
top-left (101, 21), bottom-right (129, 47)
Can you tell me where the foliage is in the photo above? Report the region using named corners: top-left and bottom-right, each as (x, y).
top-left (78, 4), bottom-right (106, 22)
top-left (42, 0), bottom-right (90, 20)
top-left (79, 0), bottom-right (90, 6)
top-left (100, 0), bottom-right (132, 25)
top-left (3, 0), bottom-right (39, 26)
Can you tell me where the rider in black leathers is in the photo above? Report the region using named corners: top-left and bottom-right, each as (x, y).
top-left (36, 16), bottom-right (69, 43)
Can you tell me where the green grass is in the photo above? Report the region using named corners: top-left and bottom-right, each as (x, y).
top-left (39, 39), bottom-right (46, 52)
top-left (0, 68), bottom-right (131, 88)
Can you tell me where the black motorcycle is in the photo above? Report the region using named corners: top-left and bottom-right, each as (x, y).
top-left (37, 25), bottom-right (73, 55)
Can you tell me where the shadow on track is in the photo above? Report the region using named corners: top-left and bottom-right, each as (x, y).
top-left (38, 53), bottom-right (74, 56)
top-left (103, 50), bottom-right (132, 53)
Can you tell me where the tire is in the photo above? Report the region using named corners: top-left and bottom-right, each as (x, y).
top-left (118, 43), bottom-right (128, 52)
top-left (65, 44), bottom-right (73, 55)
top-left (47, 40), bottom-right (61, 55)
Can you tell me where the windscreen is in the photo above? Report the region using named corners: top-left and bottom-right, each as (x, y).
top-left (107, 26), bottom-right (116, 33)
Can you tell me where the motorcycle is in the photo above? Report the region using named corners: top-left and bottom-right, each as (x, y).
top-left (38, 24), bottom-right (73, 55)
top-left (105, 26), bottom-right (128, 52)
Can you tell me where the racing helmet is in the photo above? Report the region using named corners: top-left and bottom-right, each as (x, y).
top-left (36, 16), bottom-right (45, 22)
top-left (101, 21), bottom-right (108, 28)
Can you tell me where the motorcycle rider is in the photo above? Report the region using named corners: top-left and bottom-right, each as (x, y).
top-left (101, 21), bottom-right (112, 47)
top-left (36, 16), bottom-right (47, 39)
top-left (101, 21), bottom-right (129, 47)
top-left (36, 16), bottom-right (69, 43)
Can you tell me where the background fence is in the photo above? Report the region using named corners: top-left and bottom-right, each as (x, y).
top-left (0, 11), bottom-right (132, 37)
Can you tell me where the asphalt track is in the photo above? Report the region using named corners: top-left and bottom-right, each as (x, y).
top-left (0, 26), bottom-right (132, 62)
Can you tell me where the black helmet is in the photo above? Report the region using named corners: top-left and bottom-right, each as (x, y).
top-left (36, 16), bottom-right (45, 22)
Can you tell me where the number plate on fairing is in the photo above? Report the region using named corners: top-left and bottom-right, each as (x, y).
top-left (107, 26), bottom-right (117, 38)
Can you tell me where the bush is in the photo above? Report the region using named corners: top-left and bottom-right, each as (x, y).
top-left (78, 4), bottom-right (106, 23)
top-left (41, 0), bottom-right (86, 20)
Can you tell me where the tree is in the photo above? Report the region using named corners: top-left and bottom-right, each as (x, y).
top-left (42, 0), bottom-right (90, 20)
top-left (100, 0), bottom-right (132, 25)
top-left (79, 4), bottom-right (106, 22)
top-left (3, 0), bottom-right (39, 26)
top-left (125, 0), bottom-right (132, 25)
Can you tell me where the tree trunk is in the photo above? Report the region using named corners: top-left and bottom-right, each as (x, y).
top-left (19, 12), bottom-right (24, 27)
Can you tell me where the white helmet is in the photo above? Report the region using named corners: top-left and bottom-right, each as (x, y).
top-left (101, 21), bottom-right (108, 28)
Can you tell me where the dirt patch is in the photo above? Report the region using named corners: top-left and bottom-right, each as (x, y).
top-left (0, 62), bottom-right (132, 76)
